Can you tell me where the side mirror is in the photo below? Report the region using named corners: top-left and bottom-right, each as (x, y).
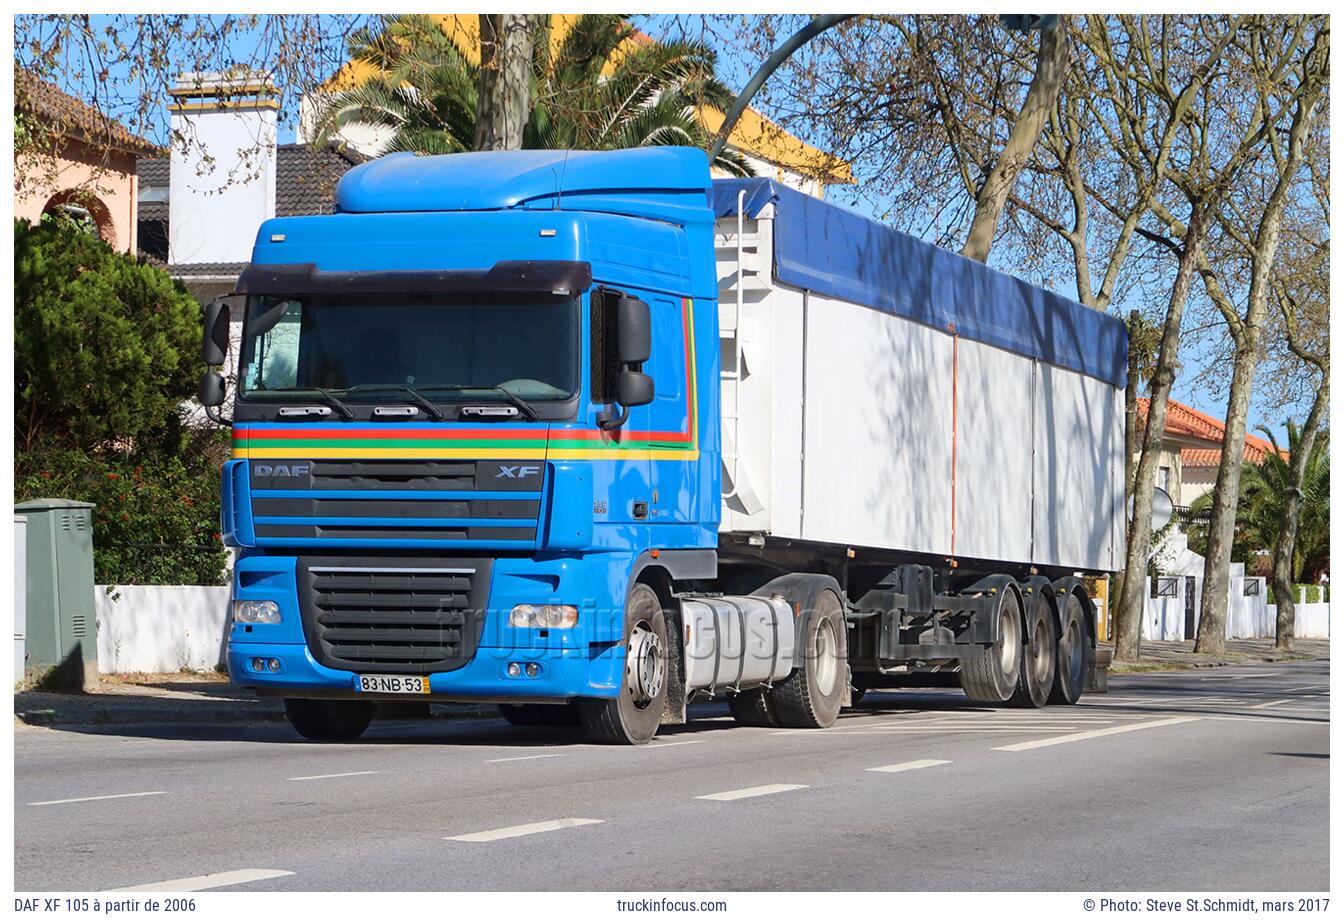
top-left (199, 371), bottom-right (226, 407)
top-left (615, 295), bottom-right (651, 365)
top-left (203, 296), bottom-right (233, 366)
top-left (617, 370), bottom-right (654, 408)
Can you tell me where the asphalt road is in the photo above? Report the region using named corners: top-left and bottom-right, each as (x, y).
top-left (14, 659), bottom-right (1329, 892)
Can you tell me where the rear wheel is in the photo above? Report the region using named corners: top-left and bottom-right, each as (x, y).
top-left (1049, 593), bottom-right (1092, 705)
top-left (580, 583), bottom-right (668, 744)
top-left (498, 703), bottom-right (581, 727)
top-left (283, 698), bottom-right (374, 741)
top-left (960, 588), bottom-right (1024, 704)
top-left (1011, 595), bottom-right (1056, 708)
top-left (770, 588), bottom-right (847, 728)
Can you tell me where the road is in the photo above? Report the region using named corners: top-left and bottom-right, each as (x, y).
top-left (14, 659), bottom-right (1329, 892)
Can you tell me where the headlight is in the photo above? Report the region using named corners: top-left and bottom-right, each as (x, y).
top-left (509, 604), bottom-right (578, 629)
top-left (233, 600), bottom-right (282, 624)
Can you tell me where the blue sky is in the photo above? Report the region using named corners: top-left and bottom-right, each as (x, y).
top-left (27, 13), bottom-right (1302, 439)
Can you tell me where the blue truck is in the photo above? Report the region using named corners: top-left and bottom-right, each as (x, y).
top-left (200, 147), bottom-right (1127, 745)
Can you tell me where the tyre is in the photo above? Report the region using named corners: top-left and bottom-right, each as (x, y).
top-left (728, 687), bottom-right (777, 726)
top-left (580, 583), bottom-right (669, 744)
top-left (283, 698), bottom-right (375, 741)
top-left (959, 587), bottom-right (1024, 704)
top-left (1011, 595), bottom-right (1056, 708)
top-left (769, 587), bottom-right (847, 728)
top-left (1049, 592), bottom-right (1093, 705)
top-left (498, 703), bottom-right (581, 727)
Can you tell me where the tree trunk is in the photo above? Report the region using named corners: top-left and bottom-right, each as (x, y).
top-left (474, 15), bottom-right (539, 151)
top-left (961, 22), bottom-right (1070, 263)
top-left (1114, 206), bottom-right (1207, 662)
top-left (1113, 309), bottom-right (1144, 621)
top-left (1272, 374), bottom-right (1329, 651)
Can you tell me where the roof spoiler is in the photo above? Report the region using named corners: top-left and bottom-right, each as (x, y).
top-left (234, 260), bottom-right (592, 297)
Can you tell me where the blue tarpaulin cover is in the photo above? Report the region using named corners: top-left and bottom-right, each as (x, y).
top-left (709, 179), bottom-right (1127, 389)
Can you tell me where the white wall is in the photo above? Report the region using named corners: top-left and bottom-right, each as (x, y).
top-left (95, 585), bottom-right (231, 674)
top-left (1143, 574), bottom-right (1275, 640)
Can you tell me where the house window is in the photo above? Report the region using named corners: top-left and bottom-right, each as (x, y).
top-left (1158, 466), bottom-right (1171, 492)
top-left (1152, 577), bottom-right (1179, 599)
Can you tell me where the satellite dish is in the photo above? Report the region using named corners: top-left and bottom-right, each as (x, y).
top-left (1129, 487), bottom-right (1174, 532)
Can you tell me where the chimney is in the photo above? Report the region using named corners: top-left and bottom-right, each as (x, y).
top-left (167, 69), bottom-right (278, 267)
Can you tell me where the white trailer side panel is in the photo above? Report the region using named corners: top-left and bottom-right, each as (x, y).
top-left (952, 338), bottom-right (1036, 564)
top-left (1032, 364), bottom-right (1125, 571)
top-left (799, 291), bottom-right (954, 554)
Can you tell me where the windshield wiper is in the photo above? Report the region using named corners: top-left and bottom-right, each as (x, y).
top-left (309, 387), bottom-right (355, 420)
top-left (422, 384), bottom-right (540, 421)
top-left (341, 384), bottom-right (445, 421)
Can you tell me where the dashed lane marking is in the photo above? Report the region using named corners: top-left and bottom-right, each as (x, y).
top-left (108, 869), bottom-right (295, 892)
top-left (1250, 698), bottom-right (1292, 709)
top-left (866, 759), bottom-right (952, 774)
top-left (445, 818), bottom-right (604, 842)
top-left (643, 739), bottom-right (706, 748)
top-left (286, 771), bottom-right (381, 781)
top-left (993, 716), bottom-right (1200, 752)
top-left (696, 783), bottom-right (808, 801)
top-left (30, 791), bottom-right (167, 806)
top-left (485, 754), bottom-right (565, 763)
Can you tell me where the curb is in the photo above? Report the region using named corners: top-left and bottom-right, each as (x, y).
top-left (14, 700), bottom-right (501, 728)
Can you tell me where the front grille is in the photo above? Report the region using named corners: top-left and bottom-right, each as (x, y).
top-left (298, 557), bottom-right (494, 673)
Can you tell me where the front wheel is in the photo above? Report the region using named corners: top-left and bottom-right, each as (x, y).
top-left (283, 698), bottom-right (374, 741)
top-left (580, 583), bottom-right (669, 744)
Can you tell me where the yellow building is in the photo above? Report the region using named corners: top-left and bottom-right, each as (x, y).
top-left (297, 14), bottom-right (851, 197)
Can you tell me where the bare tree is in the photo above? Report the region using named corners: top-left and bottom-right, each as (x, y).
top-left (474, 14), bottom-right (542, 151)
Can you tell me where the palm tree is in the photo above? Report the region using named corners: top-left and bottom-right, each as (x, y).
top-left (312, 14), bottom-right (752, 174)
top-left (1187, 424), bottom-right (1330, 582)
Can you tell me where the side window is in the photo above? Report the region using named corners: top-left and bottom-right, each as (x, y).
top-left (646, 298), bottom-right (684, 401)
top-left (243, 299), bottom-right (302, 391)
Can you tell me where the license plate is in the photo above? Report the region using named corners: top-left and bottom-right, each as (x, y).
top-left (356, 674), bottom-right (430, 694)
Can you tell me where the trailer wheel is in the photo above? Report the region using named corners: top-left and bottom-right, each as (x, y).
top-left (498, 703), bottom-right (581, 727)
top-left (959, 588), bottom-right (1023, 704)
top-left (728, 687), bottom-right (777, 726)
top-left (770, 588), bottom-right (847, 728)
top-left (580, 583), bottom-right (668, 744)
top-left (283, 698), bottom-right (374, 741)
top-left (1011, 595), bottom-right (1056, 708)
top-left (1049, 593), bottom-right (1092, 705)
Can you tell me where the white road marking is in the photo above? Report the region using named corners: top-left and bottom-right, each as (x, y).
top-left (1204, 714), bottom-right (1329, 725)
top-left (867, 758), bottom-right (952, 774)
top-left (286, 770), bottom-right (381, 781)
top-left (697, 783), bottom-right (808, 801)
top-left (644, 739), bottom-right (706, 748)
top-left (445, 818), bottom-right (603, 842)
top-left (30, 791), bottom-right (167, 806)
top-left (1200, 673), bottom-right (1276, 680)
top-left (1250, 698), bottom-right (1291, 709)
top-left (485, 753), bottom-right (565, 763)
top-left (993, 716), bottom-right (1200, 752)
top-left (108, 868), bottom-right (295, 892)
top-left (1286, 684), bottom-right (1329, 692)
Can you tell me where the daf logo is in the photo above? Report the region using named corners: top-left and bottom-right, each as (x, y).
top-left (255, 463), bottom-right (310, 477)
top-left (496, 465), bottom-right (541, 479)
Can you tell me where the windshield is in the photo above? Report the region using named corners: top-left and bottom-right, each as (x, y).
top-left (238, 292), bottom-right (579, 403)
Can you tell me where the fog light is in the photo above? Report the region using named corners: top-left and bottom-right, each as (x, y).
top-left (267, 658), bottom-right (282, 672)
top-left (525, 663), bottom-right (541, 678)
top-left (507, 662), bottom-right (522, 677)
top-left (234, 600), bottom-right (281, 624)
top-left (509, 604), bottom-right (578, 629)
top-left (251, 657), bottom-right (265, 672)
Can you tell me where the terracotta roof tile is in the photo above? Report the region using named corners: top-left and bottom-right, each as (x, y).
top-left (1137, 397), bottom-right (1282, 465)
top-left (15, 69), bottom-right (163, 156)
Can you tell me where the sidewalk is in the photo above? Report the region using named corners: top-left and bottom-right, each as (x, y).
top-left (13, 673), bottom-right (495, 728)
top-left (1109, 637), bottom-right (1330, 674)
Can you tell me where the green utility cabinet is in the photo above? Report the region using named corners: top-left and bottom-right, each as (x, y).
top-left (16, 499), bottom-right (98, 689)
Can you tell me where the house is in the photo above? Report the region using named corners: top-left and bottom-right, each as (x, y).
top-left (296, 14), bottom-right (853, 197)
top-left (14, 70), bottom-right (162, 253)
top-left (1136, 397), bottom-right (1280, 513)
top-left (135, 71), bottom-right (366, 303)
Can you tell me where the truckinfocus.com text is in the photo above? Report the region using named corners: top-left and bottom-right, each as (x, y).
top-left (615, 898), bottom-right (729, 912)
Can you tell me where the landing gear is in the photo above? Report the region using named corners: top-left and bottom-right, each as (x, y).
top-left (283, 698), bottom-right (375, 741)
top-left (579, 583), bottom-right (669, 744)
top-left (959, 588), bottom-right (1023, 704)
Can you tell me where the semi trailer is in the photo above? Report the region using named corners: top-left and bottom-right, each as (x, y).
top-left (201, 146), bottom-right (1127, 745)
